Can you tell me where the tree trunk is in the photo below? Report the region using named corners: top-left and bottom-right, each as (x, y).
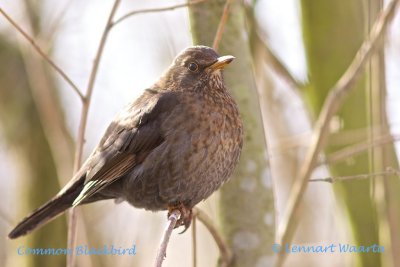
top-left (189, 1), bottom-right (275, 266)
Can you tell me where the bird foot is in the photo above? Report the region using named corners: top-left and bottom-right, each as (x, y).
top-left (167, 204), bottom-right (192, 234)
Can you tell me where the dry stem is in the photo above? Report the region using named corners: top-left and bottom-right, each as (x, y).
top-left (275, 1), bottom-right (400, 266)
top-left (193, 208), bottom-right (233, 267)
top-left (322, 133), bottom-right (400, 165)
top-left (112, 0), bottom-right (207, 28)
top-left (255, 28), bottom-right (304, 90)
top-left (212, 0), bottom-right (233, 51)
top-left (310, 168), bottom-right (400, 183)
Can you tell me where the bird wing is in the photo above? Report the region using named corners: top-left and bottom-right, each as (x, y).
top-left (72, 89), bottom-right (179, 206)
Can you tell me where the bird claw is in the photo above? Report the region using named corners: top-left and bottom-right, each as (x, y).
top-left (178, 216), bottom-right (192, 234)
top-left (168, 204), bottom-right (192, 234)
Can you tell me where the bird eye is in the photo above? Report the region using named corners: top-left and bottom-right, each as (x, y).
top-left (188, 62), bottom-right (199, 72)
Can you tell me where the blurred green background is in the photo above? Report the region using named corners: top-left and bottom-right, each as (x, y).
top-left (1, 0), bottom-right (400, 266)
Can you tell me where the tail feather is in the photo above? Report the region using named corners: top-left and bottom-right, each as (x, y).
top-left (8, 174), bottom-right (85, 239)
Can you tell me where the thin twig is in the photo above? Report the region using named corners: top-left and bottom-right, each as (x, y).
top-left (74, 5), bottom-right (119, 182)
top-left (74, 0), bottom-right (120, 168)
top-left (67, 1), bottom-right (121, 267)
top-left (310, 168), bottom-right (400, 183)
top-left (212, 0), bottom-right (233, 51)
top-left (111, 0), bottom-right (207, 28)
top-left (154, 210), bottom-right (181, 267)
top-left (322, 134), bottom-right (400, 166)
top-left (256, 30), bottom-right (305, 90)
top-left (193, 208), bottom-right (233, 267)
top-left (192, 214), bottom-right (197, 267)
top-left (275, 1), bottom-right (400, 267)
top-left (0, 8), bottom-right (84, 100)
top-left (44, 0), bottom-right (75, 42)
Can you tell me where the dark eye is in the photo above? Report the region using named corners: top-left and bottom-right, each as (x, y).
top-left (188, 62), bottom-right (199, 72)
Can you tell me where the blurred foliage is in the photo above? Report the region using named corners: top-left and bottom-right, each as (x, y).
top-left (301, 0), bottom-right (400, 266)
top-left (0, 37), bottom-right (67, 267)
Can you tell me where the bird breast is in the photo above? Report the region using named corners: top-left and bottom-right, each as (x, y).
top-left (159, 91), bottom-right (243, 205)
top-left (123, 89), bottom-right (243, 210)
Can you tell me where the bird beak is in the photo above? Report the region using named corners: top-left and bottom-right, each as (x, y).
top-left (208, 55), bottom-right (235, 71)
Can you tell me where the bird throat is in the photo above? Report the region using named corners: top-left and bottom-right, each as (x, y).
top-left (209, 71), bottom-right (225, 90)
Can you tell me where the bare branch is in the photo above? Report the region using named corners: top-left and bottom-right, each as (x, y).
top-left (67, 1), bottom-right (121, 266)
top-left (44, 0), bottom-right (75, 42)
top-left (322, 134), bottom-right (400, 166)
top-left (256, 30), bottom-right (305, 90)
top-left (193, 208), bottom-right (233, 267)
top-left (154, 210), bottom-right (181, 267)
top-left (74, 0), bottom-right (120, 168)
top-left (66, 208), bottom-right (78, 267)
top-left (112, 0), bottom-right (207, 28)
top-left (212, 0), bottom-right (233, 51)
top-left (310, 168), bottom-right (400, 183)
top-left (275, 1), bottom-right (400, 266)
top-left (0, 8), bottom-right (84, 100)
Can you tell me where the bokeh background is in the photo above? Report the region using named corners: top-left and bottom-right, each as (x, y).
top-left (0, 0), bottom-right (400, 266)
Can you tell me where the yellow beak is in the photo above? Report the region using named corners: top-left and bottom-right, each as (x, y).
top-left (208, 55), bottom-right (235, 71)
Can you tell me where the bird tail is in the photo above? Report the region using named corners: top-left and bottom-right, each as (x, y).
top-left (8, 173), bottom-right (86, 239)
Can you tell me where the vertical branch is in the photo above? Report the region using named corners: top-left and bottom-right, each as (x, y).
top-left (368, 1), bottom-right (400, 266)
top-left (67, 1), bottom-right (121, 267)
top-left (72, 0), bottom-right (121, 169)
top-left (212, 0), bottom-right (232, 50)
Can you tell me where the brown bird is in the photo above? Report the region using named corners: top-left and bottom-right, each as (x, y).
top-left (8, 45), bottom-right (243, 239)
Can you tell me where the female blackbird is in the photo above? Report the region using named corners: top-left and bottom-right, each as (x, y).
top-left (9, 46), bottom-right (243, 238)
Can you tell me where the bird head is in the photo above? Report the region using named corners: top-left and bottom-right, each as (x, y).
top-left (156, 46), bottom-right (235, 92)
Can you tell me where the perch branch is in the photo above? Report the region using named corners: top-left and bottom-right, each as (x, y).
top-left (0, 8), bottom-right (84, 100)
top-left (310, 168), bottom-right (400, 183)
top-left (193, 208), bottom-right (233, 267)
top-left (192, 214), bottom-right (197, 267)
top-left (275, 1), bottom-right (400, 266)
top-left (112, 0), bottom-right (207, 28)
top-left (67, 1), bottom-right (121, 267)
top-left (212, 0), bottom-right (233, 51)
top-left (154, 210), bottom-right (181, 267)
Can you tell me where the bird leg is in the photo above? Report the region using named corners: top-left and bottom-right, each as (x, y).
top-left (167, 204), bottom-right (192, 234)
